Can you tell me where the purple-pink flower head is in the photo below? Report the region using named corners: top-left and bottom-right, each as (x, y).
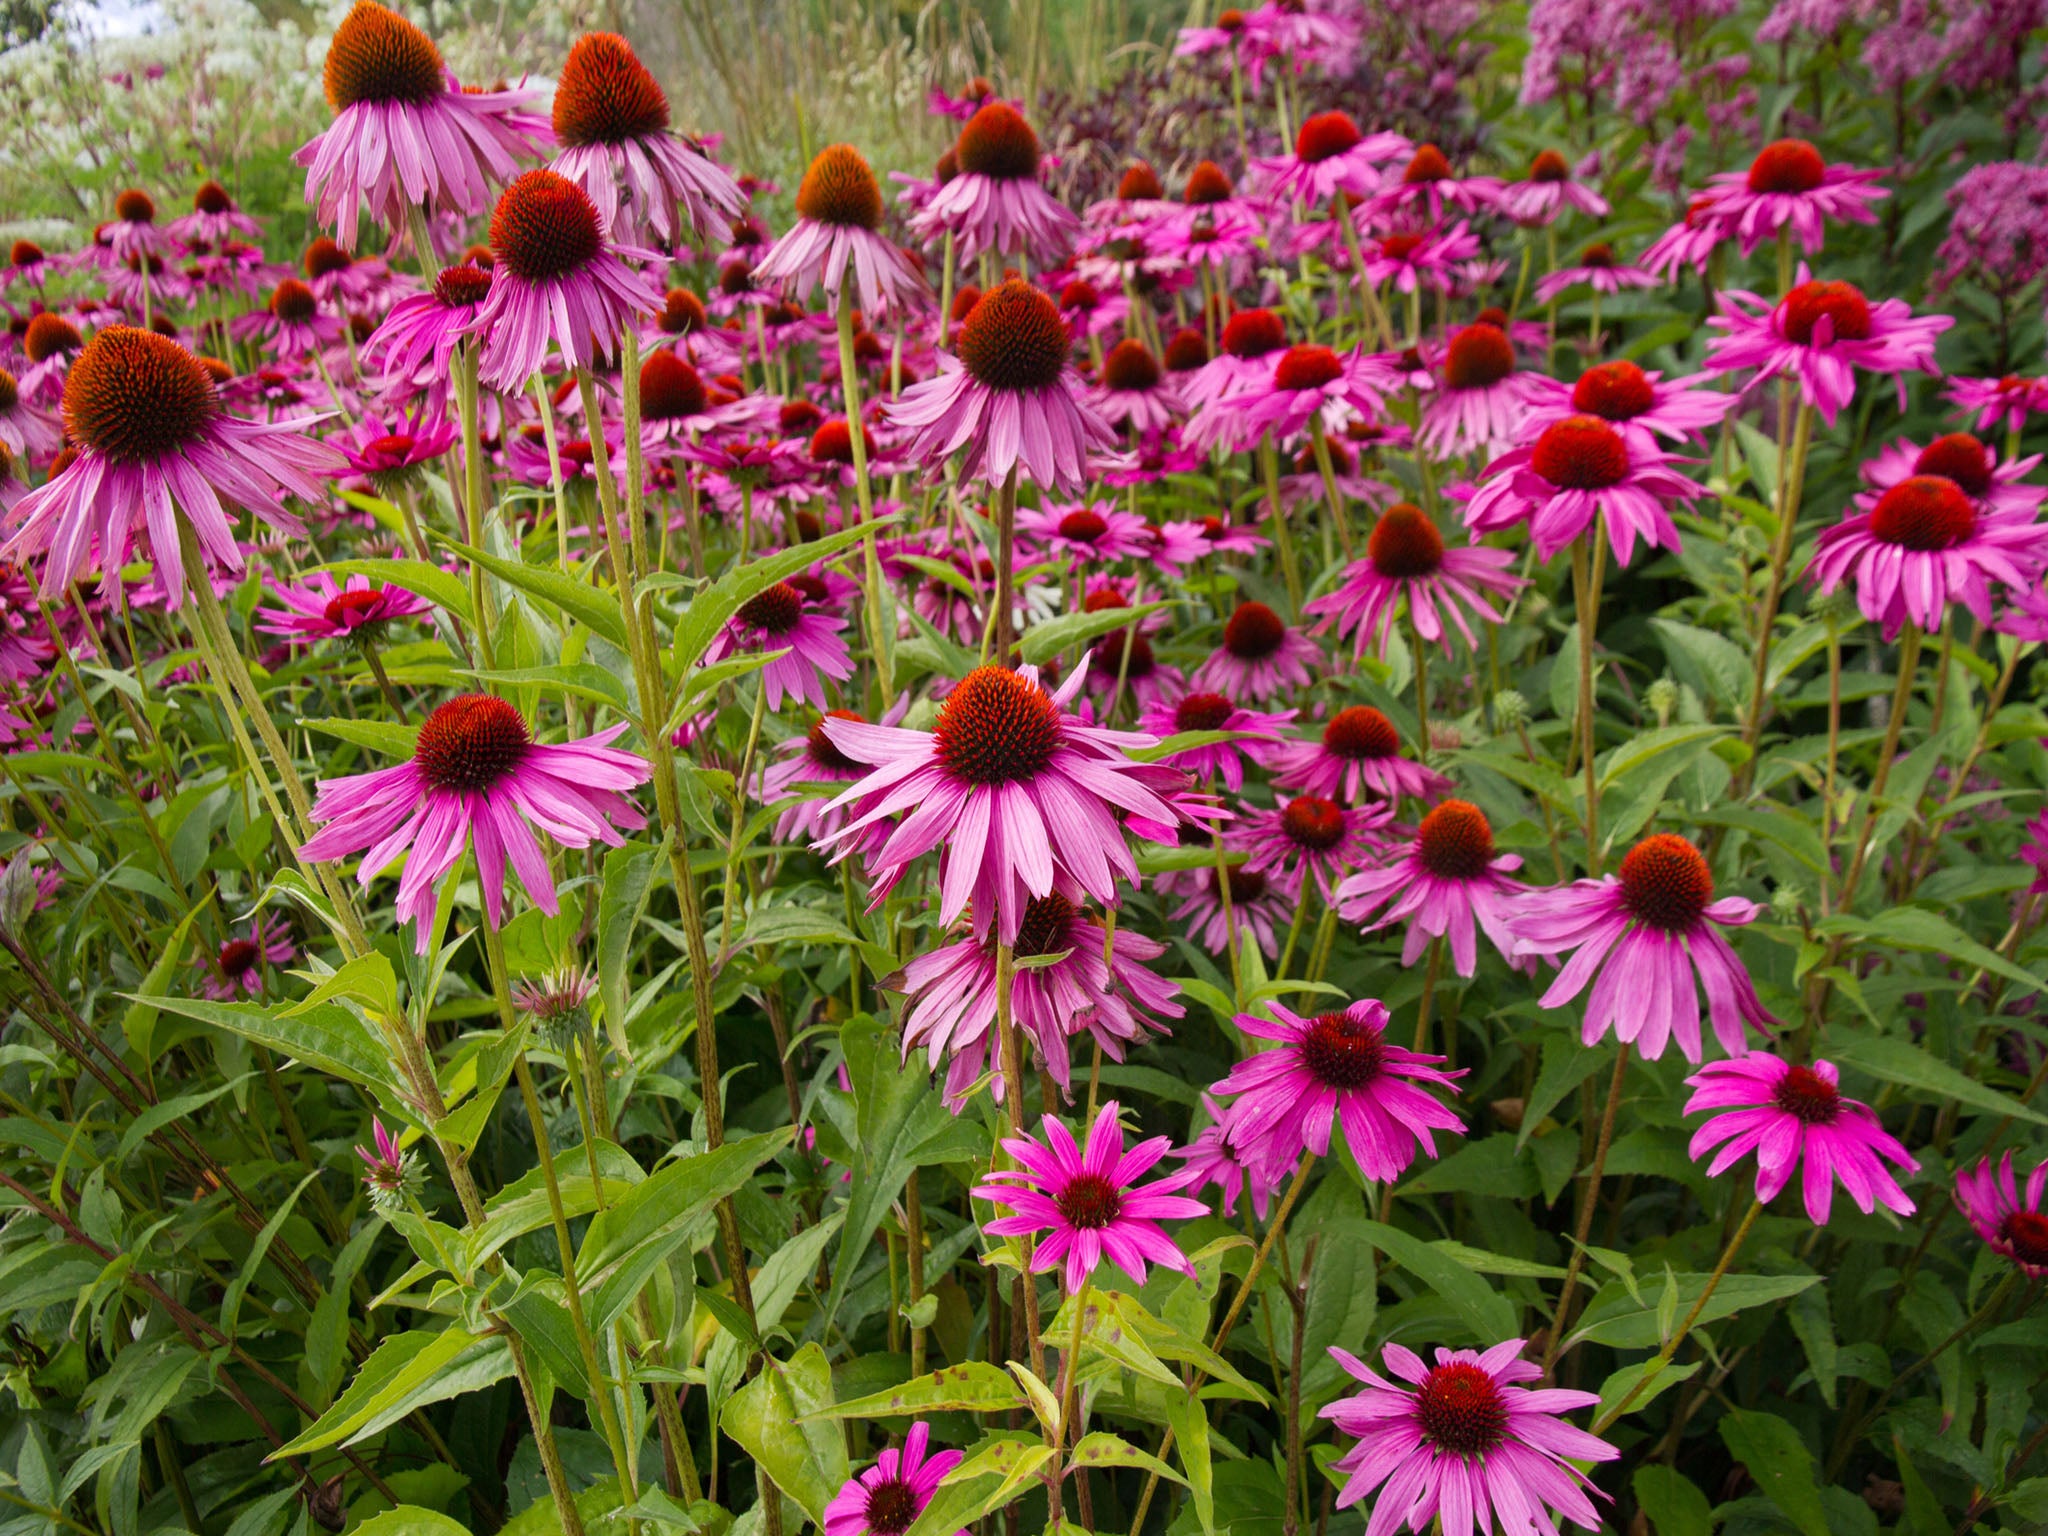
top-left (972, 1099), bottom-right (1207, 1294)
top-left (1269, 705), bottom-right (1448, 804)
top-left (1320, 1338), bottom-right (1617, 1536)
top-left (0, 326), bottom-right (343, 609)
top-left (823, 1422), bottom-right (964, 1536)
top-left (1214, 999), bottom-right (1464, 1183)
top-left (1515, 832), bottom-right (1775, 1063)
top-left (1420, 321), bottom-right (1547, 460)
top-left (1696, 137), bottom-right (1886, 257)
top-left (1463, 413), bottom-right (1699, 567)
top-left (1684, 1053), bottom-right (1918, 1225)
top-left (258, 571), bottom-right (431, 645)
top-left (701, 579), bottom-right (853, 711)
top-left (1192, 599), bottom-right (1320, 701)
top-left (1336, 800), bottom-right (1527, 977)
top-left (1307, 501), bottom-right (1527, 658)
top-left (1704, 272), bottom-right (1951, 428)
top-left (301, 693), bottom-right (651, 951)
top-left (1955, 1152), bottom-right (2048, 1278)
top-left (1236, 792), bottom-right (1391, 901)
top-left (754, 143), bottom-right (927, 318)
top-left (818, 660), bottom-right (1204, 946)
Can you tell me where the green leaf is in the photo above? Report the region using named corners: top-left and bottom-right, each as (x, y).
top-left (1787, 1284), bottom-right (1838, 1407)
top-left (1595, 1357), bottom-right (1699, 1425)
top-left (299, 716), bottom-right (421, 759)
top-left (721, 1343), bottom-right (849, 1525)
top-left (273, 1328), bottom-right (511, 1457)
top-left (1596, 723), bottom-right (1727, 789)
top-left (1018, 601), bottom-right (1169, 665)
top-left (353, 1507), bottom-right (473, 1536)
top-left (1568, 1272), bottom-right (1818, 1349)
top-left (808, 1362), bottom-right (1027, 1419)
top-left (1652, 618), bottom-right (1751, 712)
top-left (134, 995), bottom-right (400, 1091)
top-left (447, 540), bottom-right (629, 648)
top-left (282, 951), bottom-right (400, 1022)
top-left (1069, 1431), bottom-right (1185, 1485)
top-left (120, 909), bottom-right (200, 1062)
top-left (1164, 1389), bottom-right (1215, 1536)
top-left (458, 664), bottom-right (631, 713)
top-left (1818, 906), bottom-right (2045, 1000)
top-left (898, 1434), bottom-right (1053, 1536)
top-left (1631, 1465), bottom-right (1713, 1536)
top-left (316, 559), bottom-right (473, 622)
top-left (1829, 1034), bottom-right (2048, 1126)
top-left (1718, 1410), bottom-right (1829, 1536)
top-left (597, 838), bottom-right (665, 1057)
top-left (1360, 1220), bottom-right (1517, 1341)
top-left (672, 518), bottom-right (891, 674)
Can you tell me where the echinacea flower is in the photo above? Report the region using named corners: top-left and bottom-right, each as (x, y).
top-left (258, 571), bottom-right (431, 645)
top-left (1213, 999), bottom-right (1463, 1181)
top-left (1808, 456), bottom-right (2048, 638)
top-left (1170, 862), bottom-right (1296, 959)
top-left (1531, 241), bottom-right (1659, 303)
top-left (1948, 373), bottom-right (2048, 438)
top-left (892, 889), bottom-right (1183, 1107)
top-left (0, 562), bottom-right (54, 682)
top-left (1015, 500), bottom-right (1154, 565)
top-left (819, 659), bottom-right (1202, 943)
top-left (823, 1423), bottom-right (964, 1536)
top-left (700, 579), bottom-right (853, 710)
top-left (356, 1117), bottom-right (422, 1210)
top-left (1088, 338), bottom-right (1183, 436)
top-left (1257, 110), bottom-right (1406, 206)
top-left (1234, 792), bottom-right (1390, 900)
top-left (1336, 800), bottom-right (1526, 976)
top-left (1684, 1053), bottom-right (1918, 1224)
top-left (972, 1099), bottom-right (1206, 1294)
top-left (889, 279), bottom-right (1115, 494)
top-left (168, 180), bottom-right (263, 246)
top-left (0, 369), bottom-right (59, 463)
top-left (1308, 502), bottom-right (1526, 657)
top-left (295, 0), bottom-right (545, 248)
top-left (234, 279), bottom-right (344, 359)
top-left (1137, 689), bottom-right (1294, 792)
top-left (755, 143), bottom-right (927, 318)
top-left (1420, 322), bottom-right (1548, 460)
top-left (1233, 342), bottom-right (1384, 441)
top-left (913, 102), bottom-right (1080, 266)
top-left (201, 914), bottom-right (297, 999)
top-left (1521, 358), bottom-right (1734, 452)
top-left (1, 327), bottom-right (344, 608)
top-left (548, 31), bottom-right (744, 250)
top-left (1321, 1338), bottom-right (1617, 1536)
top-left (1176, 1091), bottom-right (1291, 1219)
top-left (1358, 142), bottom-right (1502, 226)
top-left (1705, 272), bottom-right (1951, 427)
top-left (16, 313), bottom-right (84, 409)
top-left (1497, 148), bottom-right (1610, 226)
top-left (1695, 137), bottom-right (1886, 257)
top-left (469, 169), bottom-right (665, 392)
top-left (300, 693), bottom-right (651, 950)
top-left (340, 408), bottom-right (461, 494)
top-left (361, 263), bottom-right (492, 401)
top-left (1268, 705), bottom-right (1447, 804)
top-left (1463, 413), bottom-right (1701, 566)
top-left (1514, 833), bottom-right (1775, 1063)
top-left (1955, 1152), bottom-right (2048, 1278)
top-left (1191, 600), bottom-right (1319, 701)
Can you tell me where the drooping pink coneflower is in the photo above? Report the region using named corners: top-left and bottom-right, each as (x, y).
top-left (1705, 271), bottom-right (1951, 427)
top-left (1336, 800), bottom-right (1527, 976)
top-left (822, 1422), bottom-right (964, 1536)
top-left (1463, 412), bottom-right (1701, 566)
top-left (913, 102), bottom-right (1081, 265)
top-left (258, 571), bottom-right (431, 645)
top-left (1955, 1152), bottom-right (2048, 1278)
top-left (1307, 501), bottom-right (1525, 657)
top-left (1695, 137), bottom-right (1886, 257)
top-left (754, 143), bottom-right (927, 318)
top-left (1268, 705), bottom-right (1448, 803)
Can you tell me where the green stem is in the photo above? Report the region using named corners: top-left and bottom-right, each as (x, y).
top-left (1542, 1043), bottom-right (1630, 1372)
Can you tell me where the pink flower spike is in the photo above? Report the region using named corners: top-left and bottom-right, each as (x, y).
top-left (1320, 1337), bottom-right (1618, 1536)
top-left (1684, 1053), bottom-right (1919, 1225)
top-left (972, 1099), bottom-right (1208, 1294)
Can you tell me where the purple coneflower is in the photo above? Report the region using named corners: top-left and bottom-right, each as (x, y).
top-left (1521, 358), bottom-right (1734, 453)
top-left (1705, 272), bottom-right (1951, 427)
top-left (973, 1099), bottom-right (1207, 1294)
top-left (300, 693), bottom-right (651, 950)
top-left (1177, 1091), bottom-right (1290, 1219)
top-left (913, 102), bottom-right (1080, 266)
top-left (548, 32), bottom-right (743, 250)
top-left (1234, 792), bottom-right (1389, 900)
top-left (1948, 373), bottom-right (2048, 438)
top-left (1695, 137), bottom-right (1886, 257)
top-left (1355, 223), bottom-right (1479, 295)
top-left (362, 263), bottom-right (492, 401)
top-left (1234, 342), bottom-right (1383, 441)
top-left (1137, 689), bottom-right (1293, 792)
top-left (1463, 413), bottom-right (1700, 566)
top-left (1531, 241), bottom-right (1659, 302)
top-left (201, 914), bottom-right (297, 999)
top-left (1419, 322), bottom-right (1546, 460)
top-left (258, 571), bottom-right (430, 644)
top-left (1169, 862), bottom-right (1296, 959)
top-left (700, 579), bottom-right (852, 710)
top-left (1214, 999), bottom-right (1463, 1181)
top-left (1, 327), bottom-right (342, 608)
top-left (168, 180), bottom-right (263, 246)
top-left (822, 1423), bottom-right (964, 1536)
top-left (1269, 705), bottom-right (1448, 804)
top-left (1498, 148), bottom-right (1610, 226)
top-left (1191, 600), bottom-right (1319, 701)
top-left (0, 369), bottom-right (58, 463)
top-left (356, 1117), bottom-right (421, 1210)
top-left (1809, 443), bottom-right (2048, 638)
top-left (295, 1), bottom-right (544, 248)
top-left (762, 707), bottom-right (903, 855)
top-left (889, 279), bottom-right (1115, 494)
top-left (1015, 500), bottom-right (1154, 565)
top-left (754, 144), bottom-right (926, 317)
top-left (1515, 833), bottom-right (1775, 1064)
top-left (1358, 142), bottom-right (1502, 226)
top-left (340, 408), bottom-right (461, 494)
top-left (1336, 800), bottom-right (1526, 977)
top-left (1258, 110), bottom-right (1406, 205)
top-left (1088, 338), bottom-right (1183, 436)
top-left (1685, 1053), bottom-right (1918, 1225)
top-left (892, 889), bottom-right (1182, 1107)
top-left (234, 279), bottom-right (344, 359)
top-left (469, 170), bottom-right (664, 392)
top-left (0, 562), bottom-right (54, 681)
top-left (1321, 1338), bottom-right (1616, 1536)
top-left (1307, 502), bottom-right (1525, 657)
top-left (818, 659), bottom-right (1202, 944)
top-left (1955, 1152), bottom-right (2048, 1278)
